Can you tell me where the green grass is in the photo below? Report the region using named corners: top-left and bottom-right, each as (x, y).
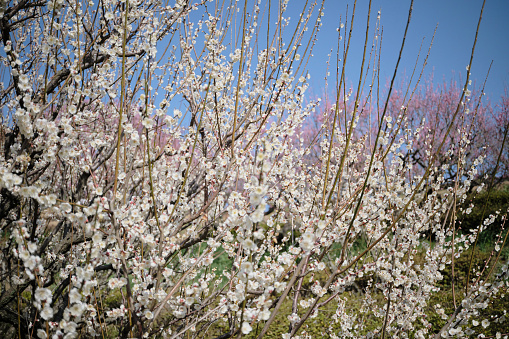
top-left (89, 188), bottom-right (509, 338)
top-left (90, 244), bottom-right (508, 338)
top-left (197, 243), bottom-right (509, 338)
top-left (459, 188), bottom-right (509, 245)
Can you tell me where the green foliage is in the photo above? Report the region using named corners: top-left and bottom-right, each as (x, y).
top-left (151, 190), bottom-right (509, 338)
top-left (202, 243), bottom-right (509, 338)
top-left (460, 188), bottom-right (509, 245)
top-left (426, 246), bottom-right (509, 336)
top-left (210, 246), bottom-right (234, 288)
top-left (104, 289), bottom-right (123, 309)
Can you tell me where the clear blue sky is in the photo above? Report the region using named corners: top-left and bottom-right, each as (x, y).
top-left (294, 0), bottom-right (509, 102)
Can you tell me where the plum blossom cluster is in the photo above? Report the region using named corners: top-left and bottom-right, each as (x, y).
top-left (0, 0), bottom-right (507, 338)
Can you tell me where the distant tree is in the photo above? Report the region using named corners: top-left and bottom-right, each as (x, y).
top-left (384, 77), bottom-right (508, 188)
top-left (300, 77), bottom-right (508, 187)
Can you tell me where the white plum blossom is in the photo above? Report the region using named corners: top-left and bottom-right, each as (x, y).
top-left (300, 231), bottom-right (315, 252)
top-left (241, 321), bottom-right (253, 334)
top-left (108, 277), bottom-right (127, 289)
top-left (69, 302), bottom-right (85, 317)
top-left (35, 287), bottom-right (52, 303)
top-left (36, 329), bottom-right (47, 339)
top-left (40, 305), bottom-right (54, 320)
top-left (240, 261), bottom-right (253, 274)
top-left (0, 0), bottom-right (504, 338)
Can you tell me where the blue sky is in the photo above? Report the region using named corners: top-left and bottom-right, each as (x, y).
top-left (295, 0), bottom-right (509, 102)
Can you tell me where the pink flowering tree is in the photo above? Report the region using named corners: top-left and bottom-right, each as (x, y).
top-left (381, 77), bottom-right (509, 189)
top-left (301, 77), bottom-right (509, 187)
top-left (0, 0), bottom-right (507, 338)
top-left (489, 88), bottom-right (509, 181)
